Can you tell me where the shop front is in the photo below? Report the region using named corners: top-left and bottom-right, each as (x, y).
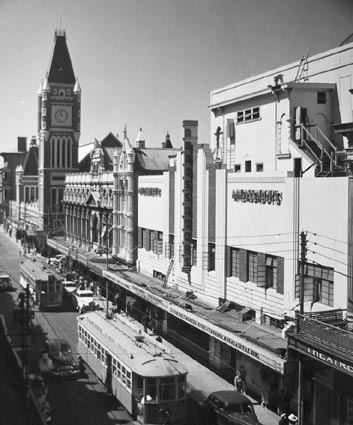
top-left (288, 315), bottom-right (353, 425)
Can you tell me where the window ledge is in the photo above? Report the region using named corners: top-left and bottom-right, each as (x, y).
top-left (276, 152), bottom-right (291, 159)
top-left (236, 117), bottom-right (262, 125)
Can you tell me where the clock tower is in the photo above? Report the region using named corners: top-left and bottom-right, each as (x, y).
top-left (38, 29), bottom-right (81, 233)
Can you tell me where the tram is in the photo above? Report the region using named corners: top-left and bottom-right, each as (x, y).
top-left (77, 311), bottom-right (188, 424)
top-left (20, 258), bottom-right (63, 309)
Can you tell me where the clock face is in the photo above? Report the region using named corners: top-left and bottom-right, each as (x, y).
top-left (55, 109), bottom-right (68, 123)
top-left (51, 105), bottom-right (72, 126)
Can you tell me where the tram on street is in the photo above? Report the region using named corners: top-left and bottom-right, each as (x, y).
top-left (77, 311), bottom-right (188, 424)
top-left (20, 258), bottom-right (63, 309)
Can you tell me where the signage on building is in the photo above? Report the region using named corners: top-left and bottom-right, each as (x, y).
top-left (103, 269), bottom-right (285, 373)
top-left (307, 347), bottom-right (353, 376)
top-left (289, 338), bottom-right (353, 377)
top-left (138, 188), bottom-right (162, 197)
top-left (49, 245), bottom-right (284, 374)
top-left (232, 190), bottom-right (283, 205)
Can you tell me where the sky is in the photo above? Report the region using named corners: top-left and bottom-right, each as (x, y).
top-left (0, 0), bottom-right (352, 157)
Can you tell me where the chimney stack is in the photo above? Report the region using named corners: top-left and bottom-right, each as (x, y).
top-left (17, 137), bottom-right (27, 153)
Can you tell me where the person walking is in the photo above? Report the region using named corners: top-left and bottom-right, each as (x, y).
top-left (234, 371), bottom-right (245, 394)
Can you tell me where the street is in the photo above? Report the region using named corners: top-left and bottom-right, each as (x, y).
top-left (0, 230), bottom-right (137, 425)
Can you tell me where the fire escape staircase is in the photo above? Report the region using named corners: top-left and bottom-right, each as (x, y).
top-left (295, 124), bottom-right (345, 176)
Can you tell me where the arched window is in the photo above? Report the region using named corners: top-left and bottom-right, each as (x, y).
top-left (51, 137), bottom-right (56, 168)
top-left (92, 214), bottom-right (98, 243)
top-left (56, 139), bottom-right (60, 168)
top-left (62, 137), bottom-right (66, 167)
top-left (67, 138), bottom-right (72, 168)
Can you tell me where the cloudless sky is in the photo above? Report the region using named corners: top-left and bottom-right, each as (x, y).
top-left (0, 0), bottom-right (352, 156)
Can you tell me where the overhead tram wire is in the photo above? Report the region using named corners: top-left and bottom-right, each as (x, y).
top-left (310, 241), bottom-right (350, 258)
top-left (307, 231), bottom-right (348, 245)
top-left (308, 249), bottom-right (348, 267)
top-left (192, 231), bottom-right (296, 240)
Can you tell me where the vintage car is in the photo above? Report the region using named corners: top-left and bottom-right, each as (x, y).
top-left (203, 391), bottom-right (262, 425)
top-left (0, 272), bottom-right (12, 291)
top-left (43, 338), bottom-right (80, 378)
top-left (72, 289), bottom-right (96, 313)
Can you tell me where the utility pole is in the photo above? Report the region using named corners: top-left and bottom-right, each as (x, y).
top-left (299, 231), bottom-right (307, 315)
top-left (298, 230), bottom-right (307, 425)
top-left (22, 284), bottom-right (31, 406)
top-left (105, 234), bottom-right (109, 317)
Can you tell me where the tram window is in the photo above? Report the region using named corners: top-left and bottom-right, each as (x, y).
top-left (160, 377), bottom-right (176, 401)
top-left (177, 375), bottom-right (186, 398)
top-left (146, 378), bottom-right (157, 401)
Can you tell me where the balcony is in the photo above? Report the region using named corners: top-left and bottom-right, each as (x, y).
top-left (295, 313), bottom-right (353, 356)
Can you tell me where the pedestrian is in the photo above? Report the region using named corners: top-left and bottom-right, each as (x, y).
top-left (142, 314), bottom-right (149, 333)
top-left (261, 382), bottom-right (270, 408)
top-left (126, 301), bottom-right (132, 317)
top-left (234, 371), bottom-right (245, 393)
top-left (239, 365), bottom-right (247, 394)
top-left (279, 413), bottom-right (289, 425)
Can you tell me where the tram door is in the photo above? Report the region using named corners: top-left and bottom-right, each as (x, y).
top-left (105, 353), bottom-right (112, 392)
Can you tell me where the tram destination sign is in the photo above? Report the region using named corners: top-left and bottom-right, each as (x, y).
top-left (232, 189), bottom-right (283, 206)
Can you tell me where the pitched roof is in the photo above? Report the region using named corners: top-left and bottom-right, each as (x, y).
top-left (78, 133), bottom-right (122, 172)
top-left (48, 30), bottom-right (75, 84)
top-left (23, 145), bottom-right (38, 176)
top-left (135, 148), bottom-right (178, 172)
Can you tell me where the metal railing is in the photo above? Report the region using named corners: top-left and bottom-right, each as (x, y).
top-left (295, 124), bottom-right (338, 173)
top-left (296, 314), bottom-right (353, 356)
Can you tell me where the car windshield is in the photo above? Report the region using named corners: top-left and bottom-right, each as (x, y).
top-left (49, 340), bottom-right (72, 356)
top-left (64, 283), bottom-right (76, 288)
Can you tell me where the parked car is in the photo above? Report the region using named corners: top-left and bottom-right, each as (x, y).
top-left (43, 338), bottom-right (80, 377)
top-left (0, 273), bottom-right (12, 291)
top-left (62, 281), bottom-right (77, 297)
top-left (203, 391), bottom-right (262, 425)
top-left (72, 288), bottom-right (95, 313)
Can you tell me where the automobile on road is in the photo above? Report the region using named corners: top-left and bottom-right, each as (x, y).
top-left (62, 281), bottom-right (77, 298)
top-left (0, 272), bottom-right (12, 291)
top-left (203, 391), bottom-right (262, 425)
top-left (44, 338), bottom-right (80, 378)
top-left (72, 289), bottom-right (95, 313)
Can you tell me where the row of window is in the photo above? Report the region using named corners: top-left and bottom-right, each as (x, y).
top-left (234, 161), bottom-right (263, 173)
top-left (236, 107), bottom-right (260, 124)
top-left (144, 375), bottom-right (186, 402)
top-left (138, 228), bottom-right (163, 254)
top-left (226, 247), bottom-right (284, 294)
top-left (295, 262), bottom-right (334, 306)
top-left (25, 186), bottom-right (38, 202)
top-left (78, 325), bottom-right (132, 391)
top-left (51, 137), bottom-right (73, 168)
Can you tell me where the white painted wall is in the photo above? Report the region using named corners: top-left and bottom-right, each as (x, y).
top-left (138, 175), bottom-right (165, 232)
